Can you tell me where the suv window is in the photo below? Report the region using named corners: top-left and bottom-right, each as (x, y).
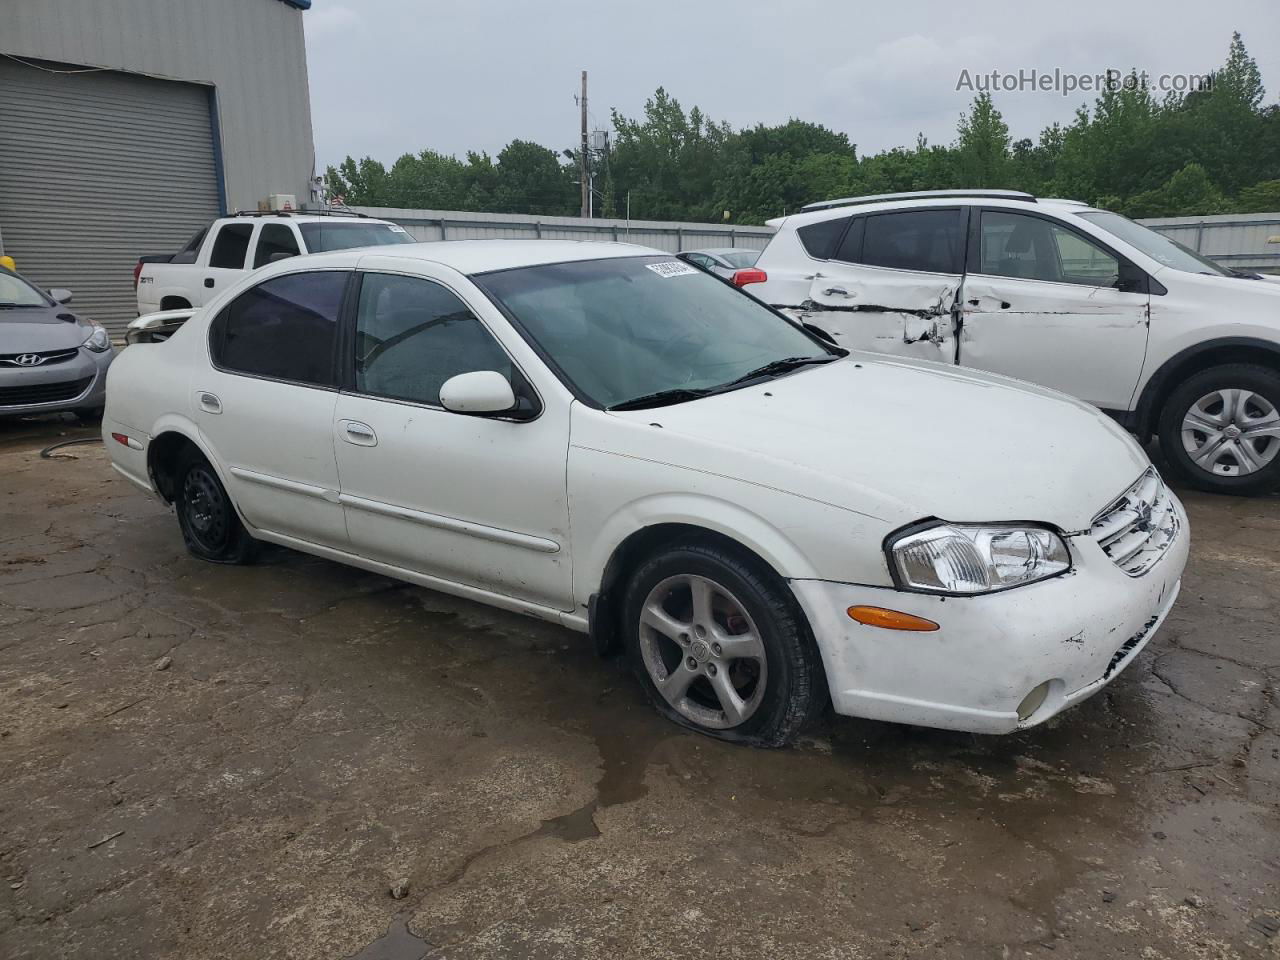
top-left (860, 209), bottom-right (964, 274)
top-left (797, 216), bottom-right (849, 259)
top-left (355, 273), bottom-right (511, 407)
top-left (979, 211), bottom-right (1119, 287)
top-left (212, 271), bottom-right (347, 386)
top-left (254, 224), bottom-right (301, 268)
top-left (209, 223), bottom-right (254, 269)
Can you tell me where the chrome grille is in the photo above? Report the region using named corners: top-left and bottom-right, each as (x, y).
top-left (0, 348), bottom-right (79, 367)
top-left (1091, 467), bottom-right (1179, 576)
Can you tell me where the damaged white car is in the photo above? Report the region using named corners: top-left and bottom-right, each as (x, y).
top-left (103, 241), bottom-right (1188, 746)
top-left (744, 190), bottom-right (1280, 496)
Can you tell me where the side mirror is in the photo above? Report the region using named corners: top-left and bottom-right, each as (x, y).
top-left (1114, 262), bottom-right (1146, 294)
top-left (49, 288), bottom-right (73, 304)
top-left (439, 370), bottom-right (517, 416)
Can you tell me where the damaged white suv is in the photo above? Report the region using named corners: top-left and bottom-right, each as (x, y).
top-left (745, 190), bottom-right (1280, 496)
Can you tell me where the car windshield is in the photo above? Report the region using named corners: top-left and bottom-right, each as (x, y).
top-left (720, 250), bottom-right (760, 269)
top-left (1078, 211), bottom-right (1231, 276)
top-left (475, 255), bottom-right (834, 409)
top-left (0, 270), bottom-right (52, 309)
top-left (298, 222), bottom-right (415, 253)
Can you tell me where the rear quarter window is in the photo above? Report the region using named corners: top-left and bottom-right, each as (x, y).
top-left (796, 217), bottom-right (850, 259)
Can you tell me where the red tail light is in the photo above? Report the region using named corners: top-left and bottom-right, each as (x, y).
top-left (132, 261), bottom-right (143, 290)
top-left (732, 267), bottom-right (767, 287)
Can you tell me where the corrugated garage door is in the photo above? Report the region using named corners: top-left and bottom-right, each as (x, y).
top-left (0, 57), bottom-right (222, 338)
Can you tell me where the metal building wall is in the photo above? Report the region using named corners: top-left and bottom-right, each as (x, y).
top-left (354, 207), bottom-right (776, 252)
top-left (1140, 212), bottom-right (1280, 274)
top-left (3, 0), bottom-right (314, 211)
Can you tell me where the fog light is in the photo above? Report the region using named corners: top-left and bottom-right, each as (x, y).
top-left (1017, 681), bottom-right (1052, 722)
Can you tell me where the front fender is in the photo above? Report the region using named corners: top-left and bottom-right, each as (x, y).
top-left (581, 491), bottom-right (823, 603)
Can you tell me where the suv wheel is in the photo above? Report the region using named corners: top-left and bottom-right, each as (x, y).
top-left (174, 450), bottom-right (258, 563)
top-left (1158, 363), bottom-right (1280, 495)
top-left (621, 541), bottom-right (825, 747)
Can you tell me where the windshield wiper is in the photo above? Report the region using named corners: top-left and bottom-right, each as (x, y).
top-left (608, 387), bottom-right (714, 411)
top-left (719, 354), bottom-right (839, 389)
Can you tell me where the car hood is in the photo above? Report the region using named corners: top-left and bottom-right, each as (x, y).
top-left (602, 356), bottom-right (1151, 532)
top-left (0, 306), bottom-right (88, 352)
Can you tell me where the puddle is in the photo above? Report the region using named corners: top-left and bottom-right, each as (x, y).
top-left (346, 915), bottom-right (430, 960)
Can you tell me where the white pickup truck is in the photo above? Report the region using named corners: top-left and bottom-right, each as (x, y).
top-left (134, 211), bottom-right (413, 314)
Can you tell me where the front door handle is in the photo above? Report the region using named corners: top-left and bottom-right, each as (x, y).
top-left (197, 391), bottom-right (222, 414)
top-left (204, 278), bottom-right (215, 288)
top-left (822, 286), bottom-right (850, 297)
top-left (340, 420), bottom-right (378, 447)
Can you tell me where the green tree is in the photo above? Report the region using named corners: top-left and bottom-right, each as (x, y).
top-left (1122, 163), bottom-right (1227, 218)
top-left (1236, 179), bottom-right (1280, 213)
top-left (955, 92), bottom-right (1010, 187)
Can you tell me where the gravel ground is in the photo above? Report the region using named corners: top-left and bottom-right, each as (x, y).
top-left (1, 415), bottom-right (1277, 960)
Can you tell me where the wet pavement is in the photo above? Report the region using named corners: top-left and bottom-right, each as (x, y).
top-left (0, 415), bottom-right (1277, 959)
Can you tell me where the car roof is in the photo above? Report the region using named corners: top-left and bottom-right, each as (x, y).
top-left (352, 240), bottom-right (665, 275)
top-left (770, 196), bottom-right (1097, 230)
top-left (217, 214), bottom-right (397, 226)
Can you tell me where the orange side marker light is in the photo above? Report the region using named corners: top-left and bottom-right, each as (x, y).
top-left (847, 605), bottom-right (939, 632)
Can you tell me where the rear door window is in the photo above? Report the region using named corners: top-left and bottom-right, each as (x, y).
top-left (860, 209), bottom-right (965, 274)
top-left (211, 271), bottom-right (348, 386)
top-left (208, 223), bottom-right (255, 269)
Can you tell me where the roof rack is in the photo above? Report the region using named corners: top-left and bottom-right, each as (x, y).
top-left (231, 208), bottom-right (370, 219)
top-left (801, 190), bottom-right (1037, 213)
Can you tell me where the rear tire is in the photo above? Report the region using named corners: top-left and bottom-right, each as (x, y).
top-left (621, 540), bottom-right (825, 747)
top-left (1157, 363), bottom-right (1280, 496)
top-left (173, 450), bottom-right (258, 564)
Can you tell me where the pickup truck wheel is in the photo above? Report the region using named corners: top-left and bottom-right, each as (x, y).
top-left (174, 450), bottom-right (258, 564)
top-left (622, 542), bottom-right (824, 747)
top-left (1157, 363), bottom-right (1280, 496)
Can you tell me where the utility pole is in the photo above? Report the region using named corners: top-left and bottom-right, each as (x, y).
top-left (579, 70), bottom-right (589, 219)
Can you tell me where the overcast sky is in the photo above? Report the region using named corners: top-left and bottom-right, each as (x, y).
top-left (305, 0), bottom-right (1279, 171)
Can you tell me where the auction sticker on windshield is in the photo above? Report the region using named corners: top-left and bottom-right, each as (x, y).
top-left (646, 261), bottom-right (699, 278)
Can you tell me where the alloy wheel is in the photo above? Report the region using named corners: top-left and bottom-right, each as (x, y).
top-left (637, 574), bottom-right (768, 730)
top-left (1181, 388), bottom-right (1280, 477)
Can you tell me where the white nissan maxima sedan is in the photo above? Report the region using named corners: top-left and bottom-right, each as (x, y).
top-left (103, 241), bottom-right (1188, 746)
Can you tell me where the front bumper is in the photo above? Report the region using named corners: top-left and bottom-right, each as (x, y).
top-left (792, 494), bottom-right (1190, 734)
top-left (0, 348), bottom-right (113, 417)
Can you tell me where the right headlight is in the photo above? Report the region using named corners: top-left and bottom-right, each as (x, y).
top-left (887, 522), bottom-right (1071, 595)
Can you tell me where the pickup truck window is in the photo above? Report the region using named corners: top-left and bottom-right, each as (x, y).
top-left (211, 271), bottom-right (347, 387)
top-left (254, 224), bottom-right (301, 268)
top-left (209, 223), bottom-right (254, 270)
top-left (171, 227), bottom-right (207, 265)
top-left (299, 222), bottom-right (414, 253)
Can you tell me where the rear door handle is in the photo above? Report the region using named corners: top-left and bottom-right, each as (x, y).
top-left (197, 391), bottom-right (222, 414)
top-left (340, 420), bottom-right (378, 447)
top-left (822, 286), bottom-right (850, 297)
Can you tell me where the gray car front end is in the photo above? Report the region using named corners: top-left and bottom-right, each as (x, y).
top-left (0, 270), bottom-right (115, 418)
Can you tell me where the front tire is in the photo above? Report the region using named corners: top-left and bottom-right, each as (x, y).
top-left (174, 451), bottom-right (258, 564)
top-left (1158, 363), bottom-right (1280, 496)
top-left (621, 541), bottom-right (825, 747)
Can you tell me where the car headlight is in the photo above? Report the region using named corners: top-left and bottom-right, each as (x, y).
top-left (887, 522), bottom-right (1071, 595)
top-left (81, 323), bottom-right (111, 353)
